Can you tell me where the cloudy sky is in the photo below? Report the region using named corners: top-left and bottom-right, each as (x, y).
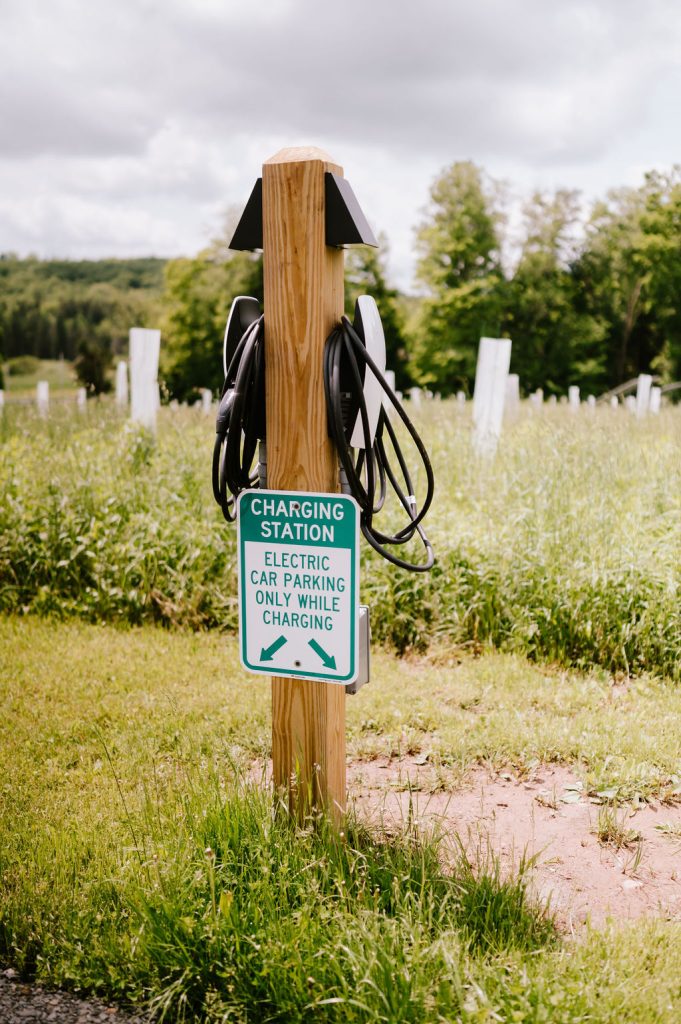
top-left (1, 0), bottom-right (680, 288)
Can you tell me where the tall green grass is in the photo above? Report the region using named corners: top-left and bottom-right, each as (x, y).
top-left (3, 763), bottom-right (681, 1022)
top-left (0, 766), bottom-right (554, 1022)
top-left (1, 401), bottom-right (680, 677)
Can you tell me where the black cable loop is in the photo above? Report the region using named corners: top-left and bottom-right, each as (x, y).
top-left (213, 307), bottom-right (435, 571)
top-left (212, 315), bottom-right (265, 522)
top-left (323, 316), bottom-right (434, 571)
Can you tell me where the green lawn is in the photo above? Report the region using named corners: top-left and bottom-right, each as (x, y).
top-left (3, 358), bottom-right (78, 397)
top-left (2, 618), bottom-right (680, 1022)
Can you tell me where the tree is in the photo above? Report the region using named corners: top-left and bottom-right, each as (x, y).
top-left (409, 162), bottom-right (507, 395)
top-left (0, 256), bottom-right (163, 366)
top-left (576, 182), bottom-right (659, 385)
top-left (344, 238), bottom-right (412, 390)
top-left (161, 245), bottom-right (262, 401)
top-left (504, 190), bottom-right (608, 394)
top-left (74, 337), bottom-right (112, 395)
top-left (637, 168), bottom-right (681, 381)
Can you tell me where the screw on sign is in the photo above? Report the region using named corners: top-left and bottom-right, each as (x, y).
top-left (238, 490), bottom-right (359, 684)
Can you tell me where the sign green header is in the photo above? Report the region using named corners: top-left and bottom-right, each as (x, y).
top-left (237, 490), bottom-right (359, 684)
top-left (238, 492), bottom-right (357, 548)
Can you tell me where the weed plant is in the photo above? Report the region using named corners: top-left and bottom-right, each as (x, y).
top-left (1, 400), bottom-right (680, 678)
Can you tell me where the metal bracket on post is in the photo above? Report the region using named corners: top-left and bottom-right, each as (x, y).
top-left (346, 606), bottom-right (370, 695)
top-left (229, 172), bottom-right (377, 251)
top-left (324, 174), bottom-right (378, 248)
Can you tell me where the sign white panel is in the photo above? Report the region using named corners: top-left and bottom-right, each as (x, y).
top-left (237, 490), bottom-right (359, 684)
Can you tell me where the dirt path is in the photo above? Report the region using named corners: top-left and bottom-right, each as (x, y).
top-left (349, 759), bottom-right (681, 931)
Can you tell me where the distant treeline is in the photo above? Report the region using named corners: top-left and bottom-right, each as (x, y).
top-left (0, 256), bottom-right (164, 391)
top-left (3, 162), bottom-right (681, 398)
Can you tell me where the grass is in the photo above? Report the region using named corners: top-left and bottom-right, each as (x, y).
top-left (1, 399), bottom-right (680, 679)
top-left (2, 396), bottom-right (681, 1019)
top-left (655, 822), bottom-right (681, 842)
top-left (3, 618), bottom-right (681, 804)
top-left (595, 806), bottom-right (642, 850)
top-left (2, 618), bottom-right (681, 1021)
top-left (3, 357), bottom-right (77, 396)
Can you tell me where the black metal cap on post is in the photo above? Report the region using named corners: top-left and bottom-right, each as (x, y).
top-left (229, 178), bottom-right (263, 251)
top-left (228, 173), bottom-right (378, 251)
top-left (324, 173), bottom-right (378, 248)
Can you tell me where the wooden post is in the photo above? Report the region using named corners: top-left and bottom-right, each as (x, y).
top-left (262, 146), bottom-right (346, 821)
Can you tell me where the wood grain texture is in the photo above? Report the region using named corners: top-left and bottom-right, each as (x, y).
top-left (263, 147), bottom-right (346, 821)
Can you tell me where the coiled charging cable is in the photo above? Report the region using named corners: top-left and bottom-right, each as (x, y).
top-left (212, 309), bottom-right (435, 571)
top-left (211, 314), bottom-right (265, 521)
top-left (324, 315), bottom-right (434, 571)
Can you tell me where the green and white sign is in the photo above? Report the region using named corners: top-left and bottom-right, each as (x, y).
top-left (237, 490), bottom-right (359, 683)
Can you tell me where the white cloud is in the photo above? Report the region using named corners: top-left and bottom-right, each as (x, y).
top-left (1, 0), bottom-right (680, 286)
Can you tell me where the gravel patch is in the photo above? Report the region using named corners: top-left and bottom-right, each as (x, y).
top-left (0, 969), bottom-right (149, 1024)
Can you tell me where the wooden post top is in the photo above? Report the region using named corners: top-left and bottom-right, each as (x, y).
top-left (264, 146), bottom-right (342, 174)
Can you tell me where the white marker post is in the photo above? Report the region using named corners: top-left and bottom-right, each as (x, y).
top-left (568, 385), bottom-right (580, 410)
top-left (201, 388), bottom-right (213, 414)
top-left (505, 373), bottom-right (520, 417)
top-left (129, 328), bottom-right (161, 431)
top-left (529, 387), bottom-right (543, 409)
top-left (36, 380), bottom-right (49, 417)
top-left (610, 395), bottom-right (619, 409)
top-left (649, 386), bottom-right (661, 414)
top-left (408, 387), bottom-right (422, 409)
top-left (636, 374), bottom-right (652, 419)
top-left (0, 390), bottom-right (4, 410)
top-left (472, 336), bottom-right (512, 454)
top-left (115, 360), bottom-right (129, 408)
top-left (76, 387), bottom-right (87, 410)
top-left (586, 395), bottom-right (596, 409)
top-left (456, 391), bottom-right (466, 405)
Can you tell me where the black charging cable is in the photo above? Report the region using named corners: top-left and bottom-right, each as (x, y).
top-left (324, 315), bottom-right (435, 572)
top-left (212, 314), bottom-right (265, 521)
top-left (212, 309), bottom-right (435, 571)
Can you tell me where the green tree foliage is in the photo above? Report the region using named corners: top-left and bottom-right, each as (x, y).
top-left (344, 238), bottom-right (412, 390)
top-left (409, 162), bottom-right (681, 396)
top-left (637, 168), bottom-right (681, 381)
top-left (0, 257), bottom-right (163, 378)
top-left (572, 169), bottom-right (681, 386)
top-left (161, 246), bottom-right (263, 401)
top-left (74, 337), bottom-right (112, 395)
top-left (409, 162), bottom-right (506, 395)
top-left (576, 185), bottom-right (654, 384)
top-left (504, 190), bottom-right (607, 395)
